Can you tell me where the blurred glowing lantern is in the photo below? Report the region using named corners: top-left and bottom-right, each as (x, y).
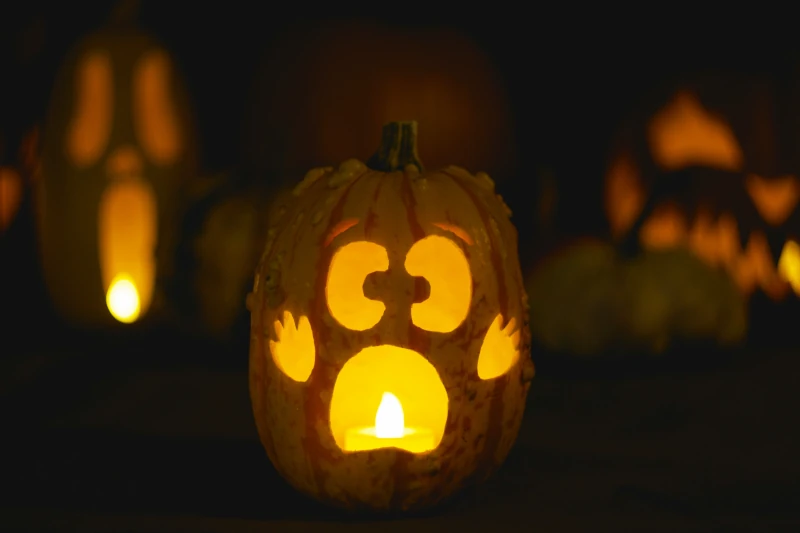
top-left (247, 121), bottom-right (534, 512)
top-left (605, 79), bottom-right (800, 300)
top-left (244, 19), bottom-right (517, 188)
top-left (35, 0), bottom-right (197, 327)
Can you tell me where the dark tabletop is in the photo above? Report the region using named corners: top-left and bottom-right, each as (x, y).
top-left (1, 325), bottom-right (799, 533)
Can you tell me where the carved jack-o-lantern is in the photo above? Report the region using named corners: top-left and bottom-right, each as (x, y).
top-left (605, 81), bottom-right (800, 300)
top-left (247, 122), bottom-right (534, 512)
top-left (36, 6), bottom-right (197, 326)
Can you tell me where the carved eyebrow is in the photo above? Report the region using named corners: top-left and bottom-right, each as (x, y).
top-left (432, 222), bottom-right (474, 246)
top-left (324, 218), bottom-right (359, 247)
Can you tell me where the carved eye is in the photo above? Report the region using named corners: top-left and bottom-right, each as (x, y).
top-left (133, 49), bottom-right (182, 166)
top-left (647, 90), bottom-right (743, 171)
top-left (745, 174), bottom-right (800, 226)
top-left (326, 241), bottom-right (389, 331)
top-left (404, 235), bottom-right (472, 333)
top-left (67, 50), bottom-right (113, 168)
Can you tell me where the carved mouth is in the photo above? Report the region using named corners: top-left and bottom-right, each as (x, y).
top-left (98, 175), bottom-right (157, 323)
top-left (328, 345), bottom-right (448, 454)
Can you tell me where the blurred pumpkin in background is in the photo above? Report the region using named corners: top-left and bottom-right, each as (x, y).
top-left (605, 75), bottom-right (800, 300)
top-left (35, 0), bottom-right (198, 328)
top-left (526, 238), bottom-right (747, 358)
top-left (167, 174), bottom-right (282, 344)
top-left (243, 18), bottom-right (517, 190)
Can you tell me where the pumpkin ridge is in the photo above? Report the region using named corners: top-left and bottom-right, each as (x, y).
top-left (305, 171), bottom-right (366, 500)
top-left (445, 172), bottom-right (514, 475)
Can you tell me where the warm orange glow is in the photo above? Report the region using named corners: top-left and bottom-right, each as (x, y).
top-left (478, 314), bottom-right (521, 380)
top-left (133, 50), bottom-right (182, 166)
top-left (778, 240), bottom-right (800, 294)
top-left (67, 50), bottom-right (112, 168)
top-left (432, 222), bottom-right (474, 245)
top-left (647, 90), bottom-right (743, 171)
top-left (405, 235), bottom-right (472, 333)
top-left (98, 177), bottom-right (156, 323)
top-left (745, 174), bottom-right (800, 226)
top-left (105, 273), bottom-right (140, 323)
top-left (331, 345), bottom-right (447, 454)
top-left (105, 145), bottom-right (143, 177)
top-left (269, 310), bottom-right (316, 382)
top-left (638, 207), bottom-right (785, 298)
top-left (605, 154), bottom-right (645, 238)
top-left (731, 232), bottom-right (781, 297)
top-left (343, 391), bottom-right (436, 453)
top-left (0, 167), bottom-right (22, 231)
top-left (326, 241), bottom-right (389, 330)
top-left (375, 392), bottom-right (405, 438)
top-left (639, 204), bottom-right (687, 248)
top-left (324, 218), bottom-right (359, 247)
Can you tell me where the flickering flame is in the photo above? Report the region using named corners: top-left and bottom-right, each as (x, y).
top-left (778, 240), bottom-right (800, 294)
top-left (106, 273), bottom-right (141, 323)
top-left (375, 392), bottom-right (404, 439)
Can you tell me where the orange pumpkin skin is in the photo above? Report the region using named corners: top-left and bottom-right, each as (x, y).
top-left (248, 125), bottom-right (533, 511)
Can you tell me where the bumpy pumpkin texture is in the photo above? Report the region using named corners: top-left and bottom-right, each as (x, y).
top-left (248, 122), bottom-right (533, 511)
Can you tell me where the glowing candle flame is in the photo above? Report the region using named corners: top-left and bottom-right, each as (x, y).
top-left (106, 273), bottom-right (141, 324)
top-left (375, 392), bottom-right (404, 439)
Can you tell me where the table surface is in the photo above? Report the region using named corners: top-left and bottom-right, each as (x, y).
top-left (2, 332), bottom-right (799, 533)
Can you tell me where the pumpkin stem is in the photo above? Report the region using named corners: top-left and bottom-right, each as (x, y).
top-left (367, 121), bottom-right (425, 172)
top-left (109, 0), bottom-right (141, 27)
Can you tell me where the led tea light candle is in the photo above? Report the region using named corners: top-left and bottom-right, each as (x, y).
top-left (344, 392), bottom-right (435, 454)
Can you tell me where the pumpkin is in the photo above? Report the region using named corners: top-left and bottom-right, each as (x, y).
top-left (605, 78), bottom-right (800, 300)
top-left (243, 19), bottom-right (517, 189)
top-left (526, 239), bottom-right (747, 357)
top-left (35, 1), bottom-right (197, 327)
top-left (167, 174), bottom-right (276, 343)
top-left (247, 121), bottom-right (534, 512)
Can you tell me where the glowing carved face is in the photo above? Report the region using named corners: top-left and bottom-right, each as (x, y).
top-left (606, 88), bottom-right (800, 299)
top-left (249, 163), bottom-right (532, 510)
top-left (268, 221), bottom-right (520, 453)
top-left (37, 30), bottom-right (196, 327)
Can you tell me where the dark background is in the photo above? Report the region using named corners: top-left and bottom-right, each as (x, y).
top-left (5, 3), bottom-right (800, 242)
top-left (3, 2), bottom-right (800, 531)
